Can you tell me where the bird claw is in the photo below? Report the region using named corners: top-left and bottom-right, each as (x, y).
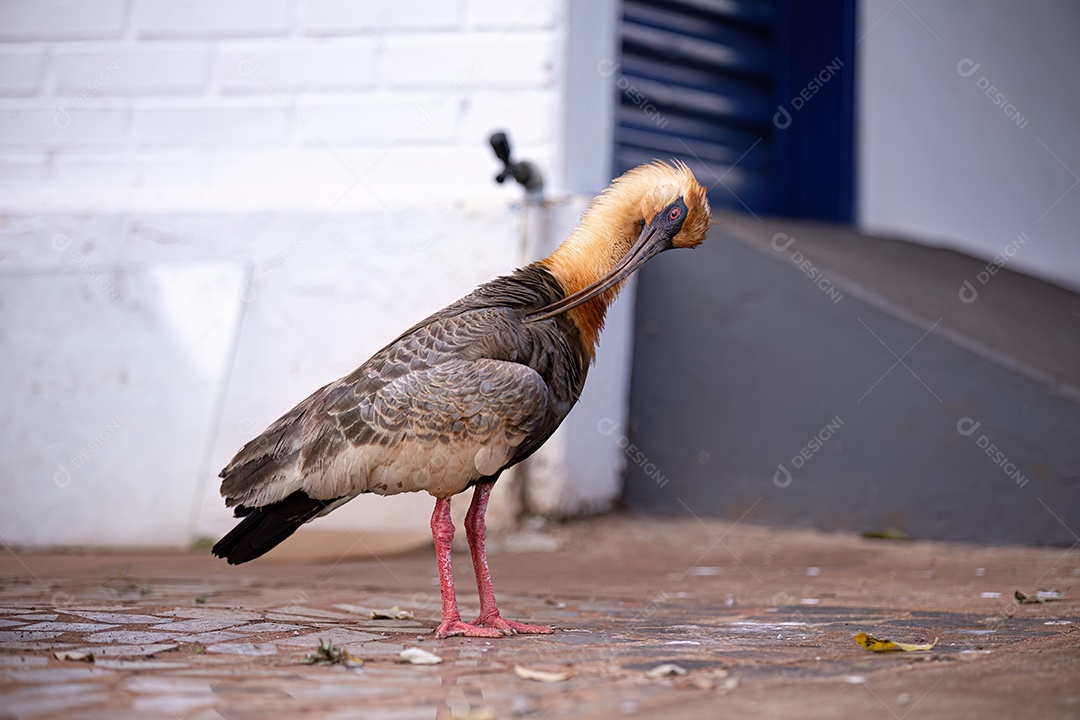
top-left (434, 616), bottom-right (554, 638)
top-left (473, 615), bottom-right (554, 635)
top-left (434, 619), bottom-right (505, 639)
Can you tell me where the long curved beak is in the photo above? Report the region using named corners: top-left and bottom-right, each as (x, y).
top-left (525, 221), bottom-right (671, 323)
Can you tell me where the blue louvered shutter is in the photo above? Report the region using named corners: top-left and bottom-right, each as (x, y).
top-left (614, 0), bottom-right (776, 213)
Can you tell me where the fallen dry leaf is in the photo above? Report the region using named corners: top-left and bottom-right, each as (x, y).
top-left (370, 606), bottom-right (414, 620)
top-left (854, 632), bottom-right (937, 652)
top-left (54, 650), bottom-right (94, 662)
top-left (513, 664), bottom-right (571, 683)
top-left (1015, 589), bottom-right (1064, 604)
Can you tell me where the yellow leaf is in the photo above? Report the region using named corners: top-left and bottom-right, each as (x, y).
top-left (854, 632), bottom-right (937, 652)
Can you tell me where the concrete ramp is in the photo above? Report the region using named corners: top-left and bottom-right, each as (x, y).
top-left (623, 213), bottom-right (1080, 546)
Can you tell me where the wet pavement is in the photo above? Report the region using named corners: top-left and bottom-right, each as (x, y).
top-left (1, 514), bottom-right (1078, 719)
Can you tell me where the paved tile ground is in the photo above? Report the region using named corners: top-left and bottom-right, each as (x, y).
top-left (1, 515), bottom-right (1078, 719)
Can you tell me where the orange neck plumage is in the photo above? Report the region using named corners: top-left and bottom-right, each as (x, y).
top-left (539, 227), bottom-right (626, 357)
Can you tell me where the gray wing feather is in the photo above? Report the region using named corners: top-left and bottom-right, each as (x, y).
top-left (220, 307), bottom-right (552, 507)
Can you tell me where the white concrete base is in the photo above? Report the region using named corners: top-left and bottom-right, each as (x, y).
top-left (0, 197), bottom-right (634, 549)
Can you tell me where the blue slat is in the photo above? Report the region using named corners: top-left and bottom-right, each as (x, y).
top-left (615, 0), bottom-right (776, 211)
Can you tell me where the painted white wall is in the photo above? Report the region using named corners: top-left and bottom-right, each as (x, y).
top-left (858, 0), bottom-right (1080, 291)
top-left (0, 0), bottom-right (631, 549)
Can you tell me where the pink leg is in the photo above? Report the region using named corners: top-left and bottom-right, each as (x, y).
top-left (464, 482), bottom-right (553, 635)
top-left (431, 497), bottom-right (501, 639)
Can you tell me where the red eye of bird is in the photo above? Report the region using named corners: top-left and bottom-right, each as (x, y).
top-left (669, 207), bottom-right (681, 221)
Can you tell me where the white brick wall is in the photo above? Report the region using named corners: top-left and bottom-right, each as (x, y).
top-left (302, 0), bottom-right (464, 33)
top-left (0, 1), bottom-right (128, 41)
top-left (0, 48), bottom-right (45, 95)
top-left (0, 0), bottom-right (635, 549)
top-left (214, 40), bottom-right (378, 92)
top-left (0, 0), bottom-right (561, 213)
top-left (54, 46), bottom-right (210, 95)
top-left (132, 0), bottom-right (295, 39)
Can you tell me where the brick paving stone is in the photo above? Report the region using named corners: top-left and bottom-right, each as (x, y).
top-left (152, 618), bottom-right (244, 633)
top-left (275, 628), bottom-right (387, 646)
top-left (263, 612), bottom-right (338, 623)
top-left (69, 612), bottom-right (168, 624)
top-left (350, 640), bottom-right (408, 656)
top-left (268, 606), bottom-right (355, 620)
top-left (329, 622), bottom-right (427, 634)
top-left (205, 642), bottom-right (278, 656)
top-left (93, 659), bottom-right (191, 670)
top-left (85, 630), bottom-right (179, 644)
top-left (19, 621), bottom-right (120, 632)
top-left (67, 643), bottom-right (179, 657)
top-left (0, 654), bottom-right (47, 666)
top-left (230, 621), bottom-right (306, 633)
top-left (3, 690), bottom-right (113, 718)
top-left (158, 607), bottom-right (263, 621)
top-left (2, 666), bottom-right (113, 682)
top-left (175, 630), bottom-right (247, 643)
top-left (123, 675), bottom-right (215, 694)
top-left (131, 694), bottom-right (213, 716)
top-left (0, 630), bottom-right (63, 644)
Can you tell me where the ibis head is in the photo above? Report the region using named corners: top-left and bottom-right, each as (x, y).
top-left (533, 160), bottom-right (711, 350)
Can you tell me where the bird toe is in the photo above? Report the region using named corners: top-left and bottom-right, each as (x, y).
top-left (435, 619), bottom-right (505, 639)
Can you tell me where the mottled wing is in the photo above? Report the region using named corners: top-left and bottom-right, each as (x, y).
top-left (298, 357), bottom-right (551, 499)
top-left (213, 267), bottom-right (580, 564)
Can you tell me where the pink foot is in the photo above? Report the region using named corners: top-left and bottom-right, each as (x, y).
top-left (435, 618), bottom-right (504, 639)
top-left (474, 615), bottom-right (554, 635)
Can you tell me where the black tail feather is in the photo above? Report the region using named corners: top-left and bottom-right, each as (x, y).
top-left (211, 491), bottom-right (344, 565)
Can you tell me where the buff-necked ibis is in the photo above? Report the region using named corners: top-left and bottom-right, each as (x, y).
top-left (212, 161), bottom-right (712, 638)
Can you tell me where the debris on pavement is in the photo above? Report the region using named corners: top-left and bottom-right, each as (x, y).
top-left (1015, 589), bottom-right (1064, 603)
top-left (303, 639), bottom-right (362, 667)
top-left (861, 528), bottom-right (910, 540)
top-left (54, 650), bottom-right (95, 662)
top-left (370, 606), bottom-right (414, 620)
top-left (400, 647), bottom-right (443, 665)
top-left (853, 633), bottom-right (937, 652)
top-left (514, 664), bottom-right (572, 682)
top-left (645, 663), bottom-right (688, 679)
top-left (1, 515), bottom-right (1077, 718)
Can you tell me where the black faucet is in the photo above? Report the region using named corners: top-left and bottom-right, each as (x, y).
top-left (489, 131), bottom-right (544, 201)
